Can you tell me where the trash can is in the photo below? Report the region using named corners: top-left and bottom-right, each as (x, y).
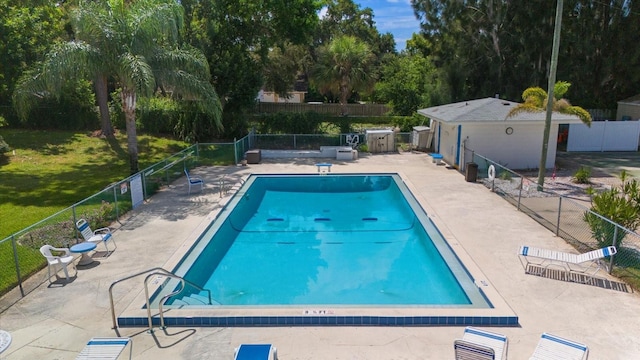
top-left (465, 162), bottom-right (478, 182)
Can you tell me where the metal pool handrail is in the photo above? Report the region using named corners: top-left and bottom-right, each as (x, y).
top-left (144, 271), bottom-right (213, 332)
top-left (108, 267), bottom-right (211, 331)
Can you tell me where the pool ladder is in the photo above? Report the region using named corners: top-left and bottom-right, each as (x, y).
top-left (218, 175), bottom-right (246, 197)
top-left (108, 267), bottom-right (213, 333)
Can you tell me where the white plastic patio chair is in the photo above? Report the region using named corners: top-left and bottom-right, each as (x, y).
top-left (529, 333), bottom-right (588, 360)
top-left (184, 169), bottom-right (204, 195)
top-left (76, 218), bottom-right (116, 256)
top-left (76, 337), bottom-right (132, 360)
top-left (40, 245), bottom-right (77, 284)
top-left (454, 326), bottom-right (508, 360)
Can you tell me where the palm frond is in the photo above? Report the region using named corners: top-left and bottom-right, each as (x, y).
top-left (506, 103), bottom-right (544, 119)
top-left (129, 1), bottom-right (184, 50)
top-left (564, 106), bottom-right (592, 126)
top-left (12, 41), bottom-right (100, 119)
top-left (152, 47), bottom-right (210, 81)
top-left (117, 53), bottom-right (155, 97)
top-left (553, 81), bottom-right (571, 99)
top-left (521, 87), bottom-right (547, 106)
top-left (156, 70), bottom-right (222, 130)
top-left (12, 66), bottom-right (50, 120)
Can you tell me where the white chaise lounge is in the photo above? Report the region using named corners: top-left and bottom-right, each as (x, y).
top-left (518, 245), bottom-right (616, 279)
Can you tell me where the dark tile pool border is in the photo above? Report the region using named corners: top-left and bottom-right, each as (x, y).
top-left (118, 315), bottom-right (519, 328)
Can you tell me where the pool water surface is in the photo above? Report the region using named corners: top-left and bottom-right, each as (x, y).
top-left (164, 174), bottom-right (490, 308)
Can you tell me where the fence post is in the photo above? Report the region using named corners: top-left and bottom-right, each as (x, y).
top-left (234, 138), bottom-right (238, 165)
top-left (113, 185), bottom-right (120, 222)
top-left (142, 171), bottom-right (148, 201)
top-left (195, 143), bottom-right (200, 166)
top-left (11, 235), bottom-right (25, 297)
top-left (72, 205), bottom-right (78, 243)
top-left (165, 159), bottom-right (170, 185)
top-left (517, 177), bottom-right (523, 211)
top-left (610, 226), bottom-right (619, 274)
top-left (555, 196), bottom-right (563, 236)
top-left (293, 134), bottom-right (297, 149)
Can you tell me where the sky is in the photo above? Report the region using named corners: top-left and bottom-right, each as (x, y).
top-left (358, 0), bottom-right (422, 51)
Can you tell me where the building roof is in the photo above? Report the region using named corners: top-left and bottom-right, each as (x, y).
top-left (618, 94), bottom-right (640, 105)
top-left (417, 97), bottom-right (583, 124)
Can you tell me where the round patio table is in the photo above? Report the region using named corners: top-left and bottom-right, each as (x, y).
top-left (0, 330), bottom-right (11, 354)
top-left (70, 242), bottom-right (97, 266)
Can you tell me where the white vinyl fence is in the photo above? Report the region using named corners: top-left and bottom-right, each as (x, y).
top-left (567, 120), bottom-right (640, 152)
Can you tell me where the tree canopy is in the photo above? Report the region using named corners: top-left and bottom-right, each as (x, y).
top-left (13, 0), bottom-right (222, 173)
top-left (312, 36), bottom-right (376, 114)
top-left (411, 0), bottom-right (640, 108)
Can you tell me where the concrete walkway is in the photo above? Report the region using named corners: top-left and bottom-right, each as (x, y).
top-left (1, 152), bottom-right (639, 359)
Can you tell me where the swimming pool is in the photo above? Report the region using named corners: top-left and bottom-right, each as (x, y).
top-left (155, 174), bottom-right (488, 308)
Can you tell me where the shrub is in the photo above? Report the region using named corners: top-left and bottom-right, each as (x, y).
top-left (573, 166), bottom-right (591, 184)
top-left (499, 171), bottom-right (512, 181)
top-left (17, 80), bottom-right (99, 130)
top-left (17, 201), bottom-right (115, 250)
top-left (584, 173), bottom-right (640, 248)
top-left (391, 114), bottom-right (429, 132)
top-left (0, 135), bottom-right (9, 154)
top-left (254, 112), bottom-right (325, 134)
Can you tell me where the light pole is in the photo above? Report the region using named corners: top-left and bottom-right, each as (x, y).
top-left (537, 0), bottom-right (564, 190)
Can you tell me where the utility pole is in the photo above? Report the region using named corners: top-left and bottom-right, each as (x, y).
top-left (537, 0), bottom-right (564, 190)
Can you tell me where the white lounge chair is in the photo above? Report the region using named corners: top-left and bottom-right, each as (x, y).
top-left (454, 327), bottom-right (508, 360)
top-left (529, 333), bottom-right (588, 360)
top-left (76, 337), bottom-right (132, 360)
top-left (234, 344), bottom-right (277, 360)
top-left (40, 245), bottom-right (77, 284)
top-left (184, 169), bottom-right (204, 195)
top-left (518, 245), bottom-right (616, 278)
top-left (76, 218), bottom-right (116, 256)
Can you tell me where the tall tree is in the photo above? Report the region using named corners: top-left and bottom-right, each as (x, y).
top-left (374, 53), bottom-right (449, 115)
top-left (317, 0), bottom-right (396, 58)
top-left (312, 36), bottom-right (376, 114)
top-left (183, 0), bottom-right (319, 137)
top-left (13, 0), bottom-right (222, 173)
top-left (0, 0), bottom-right (66, 121)
top-left (411, 0), bottom-right (640, 109)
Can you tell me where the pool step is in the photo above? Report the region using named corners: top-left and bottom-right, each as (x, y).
top-left (175, 293), bottom-right (220, 306)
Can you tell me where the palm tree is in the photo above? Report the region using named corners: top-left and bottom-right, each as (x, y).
top-left (312, 36), bottom-right (376, 115)
top-left (13, 0), bottom-right (222, 173)
top-left (507, 81), bottom-right (592, 126)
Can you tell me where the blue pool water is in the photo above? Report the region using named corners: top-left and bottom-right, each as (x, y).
top-left (165, 174), bottom-right (490, 308)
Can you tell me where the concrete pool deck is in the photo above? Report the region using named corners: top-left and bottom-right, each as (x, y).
top-left (1, 152), bottom-right (639, 359)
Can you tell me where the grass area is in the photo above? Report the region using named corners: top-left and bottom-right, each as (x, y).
top-left (0, 129), bottom-right (189, 239)
top-left (0, 128), bottom-right (190, 295)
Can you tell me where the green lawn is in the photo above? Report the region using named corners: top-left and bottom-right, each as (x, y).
top-left (0, 129), bottom-right (189, 295)
top-left (0, 129), bottom-right (189, 239)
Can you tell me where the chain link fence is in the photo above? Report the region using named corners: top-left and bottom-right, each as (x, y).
top-left (467, 150), bottom-right (640, 288)
top-left (0, 136), bottom-right (252, 302)
top-left (252, 132), bottom-right (412, 152)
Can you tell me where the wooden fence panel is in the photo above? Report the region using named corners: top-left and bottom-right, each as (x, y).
top-left (254, 102), bottom-right (391, 116)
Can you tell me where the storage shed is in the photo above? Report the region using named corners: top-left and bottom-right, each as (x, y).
top-left (616, 94), bottom-right (640, 121)
top-left (417, 98), bottom-right (583, 170)
top-left (366, 129), bottom-right (395, 153)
